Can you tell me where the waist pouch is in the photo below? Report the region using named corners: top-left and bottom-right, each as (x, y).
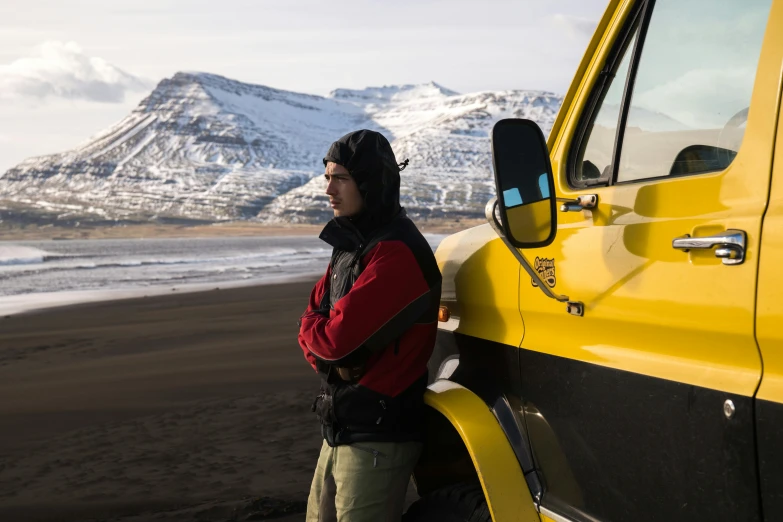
top-left (313, 374), bottom-right (428, 445)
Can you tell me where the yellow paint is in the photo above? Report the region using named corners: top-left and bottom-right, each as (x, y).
top-left (435, 224), bottom-right (523, 347)
top-left (548, 0), bottom-right (628, 153)
top-left (756, 2), bottom-right (783, 402)
top-left (539, 516), bottom-right (557, 522)
top-left (513, 0), bottom-right (783, 396)
top-left (507, 199), bottom-right (553, 244)
top-left (424, 380), bottom-right (540, 522)
top-left (757, 192), bottom-right (783, 403)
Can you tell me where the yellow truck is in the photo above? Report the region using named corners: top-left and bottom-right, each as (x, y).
top-left (404, 0), bottom-right (783, 520)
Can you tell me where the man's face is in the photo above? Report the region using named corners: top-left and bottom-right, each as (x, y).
top-left (324, 162), bottom-right (364, 217)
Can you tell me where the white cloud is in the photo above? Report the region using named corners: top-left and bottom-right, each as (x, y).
top-left (0, 41), bottom-right (150, 103)
top-left (634, 67), bottom-right (756, 129)
top-left (552, 14), bottom-right (598, 40)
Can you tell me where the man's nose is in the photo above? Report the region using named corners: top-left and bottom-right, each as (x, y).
top-left (325, 179), bottom-right (337, 195)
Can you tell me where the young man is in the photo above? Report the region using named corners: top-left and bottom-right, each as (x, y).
top-left (298, 129), bottom-right (442, 521)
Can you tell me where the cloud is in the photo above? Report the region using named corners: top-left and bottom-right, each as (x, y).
top-left (0, 41), bottom-right (150, 103)
top-left (634, 67), bottom-right (755, 129)
top-left (552, 14), bottom-right (597, 40)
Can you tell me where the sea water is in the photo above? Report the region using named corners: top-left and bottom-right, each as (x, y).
top-left (0, 235), bottom-right (446, 315)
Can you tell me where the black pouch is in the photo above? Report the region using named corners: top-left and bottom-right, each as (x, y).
top-left (312, 392), bottom-right (335, 425)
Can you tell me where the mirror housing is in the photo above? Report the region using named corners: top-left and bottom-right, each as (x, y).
top-left (491, 119), bottom-right (557, 248)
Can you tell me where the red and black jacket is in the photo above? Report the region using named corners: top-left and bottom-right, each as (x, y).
top-left (298, 211), bottom-right (442, 445)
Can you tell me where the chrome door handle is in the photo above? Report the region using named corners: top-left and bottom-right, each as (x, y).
top-left (558, 194), bottom-right (598, 212)
top-left (672, 229), bottom-right (746, 265)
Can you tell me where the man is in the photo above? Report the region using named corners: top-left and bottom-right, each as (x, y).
top-left (298, 129), bottom-right (442, 521)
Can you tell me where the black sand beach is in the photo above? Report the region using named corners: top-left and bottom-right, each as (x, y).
top-left (0, 281), bottom-right (329, 521)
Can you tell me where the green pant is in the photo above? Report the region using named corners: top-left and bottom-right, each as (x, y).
top-left (306, 440), bottom-right (423, 522)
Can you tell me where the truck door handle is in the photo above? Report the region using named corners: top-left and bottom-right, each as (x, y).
top-left (672, 229), bottom-right (746, 265)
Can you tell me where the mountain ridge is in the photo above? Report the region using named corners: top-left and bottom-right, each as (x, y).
top-left (0, 71), bottom-right (562, 225)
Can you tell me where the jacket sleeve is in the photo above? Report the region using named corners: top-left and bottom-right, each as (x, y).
top-left (297, 267), bottom-right (331, 372)
top-left (298, 241), bottom-right (433, 363)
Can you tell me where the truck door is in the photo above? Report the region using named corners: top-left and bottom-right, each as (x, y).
top-left (516, 0), bottom-right (780, 521)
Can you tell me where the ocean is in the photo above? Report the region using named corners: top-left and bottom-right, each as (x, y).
top-left (0, 235), bottom-right (446, 315)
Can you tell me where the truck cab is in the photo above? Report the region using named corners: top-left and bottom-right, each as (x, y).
top-left (405, 0), bottom-right (783, 520)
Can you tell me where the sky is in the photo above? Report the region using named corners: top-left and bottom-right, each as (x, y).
top-left (0, 0), bottom-right (608, 173)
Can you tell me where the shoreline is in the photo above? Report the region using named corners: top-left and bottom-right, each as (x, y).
top-left (0, 273), bottom-right (323, 318)
top-left (0, 225), bottom-right (469, 318)
top-left (0, 218), bottom-right (484, 241)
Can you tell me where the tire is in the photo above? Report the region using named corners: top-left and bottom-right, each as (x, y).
top-left (403, 482), bottom-right (491, 522)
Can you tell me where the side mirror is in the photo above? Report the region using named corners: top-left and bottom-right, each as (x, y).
top-left (491, 119), bottom-right (557, 248)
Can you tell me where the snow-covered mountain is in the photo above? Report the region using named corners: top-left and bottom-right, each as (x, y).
top-left (0, 72), bottom-right (562, 225)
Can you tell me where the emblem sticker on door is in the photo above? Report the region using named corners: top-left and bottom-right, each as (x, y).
top-left (532, 257), bottom-right (556, 288)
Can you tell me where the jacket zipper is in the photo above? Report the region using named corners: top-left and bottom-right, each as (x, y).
top-left (377, 399), bottom-right (387, 425)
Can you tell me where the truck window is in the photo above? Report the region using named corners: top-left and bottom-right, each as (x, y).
top-left (616, 0), bottom-right (771, 183)
top-left (573, 28), bottom-right (639, 185)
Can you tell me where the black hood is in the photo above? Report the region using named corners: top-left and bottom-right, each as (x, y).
top-left (323, 130), bottom-right (404, 237)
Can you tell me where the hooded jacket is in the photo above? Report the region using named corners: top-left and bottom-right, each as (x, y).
top-left (297, 130), bottom-right (442, 446)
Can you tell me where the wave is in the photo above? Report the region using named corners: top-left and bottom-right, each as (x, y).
top-left (0, 245), bottom-right (330, 269)
top-left (0, 249), bottom-right (330, 282)
top-left (0, 246), bottom-right (77, 267)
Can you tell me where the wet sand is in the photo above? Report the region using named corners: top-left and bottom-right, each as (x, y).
top-left (0, 281), bottom-right (327, 522)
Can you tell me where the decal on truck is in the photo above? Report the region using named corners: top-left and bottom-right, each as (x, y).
top-left (531, 257), bottom-right (556, 288)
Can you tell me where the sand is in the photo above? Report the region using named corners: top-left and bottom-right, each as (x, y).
top-left (0, 281), bottom-right (332, 522)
